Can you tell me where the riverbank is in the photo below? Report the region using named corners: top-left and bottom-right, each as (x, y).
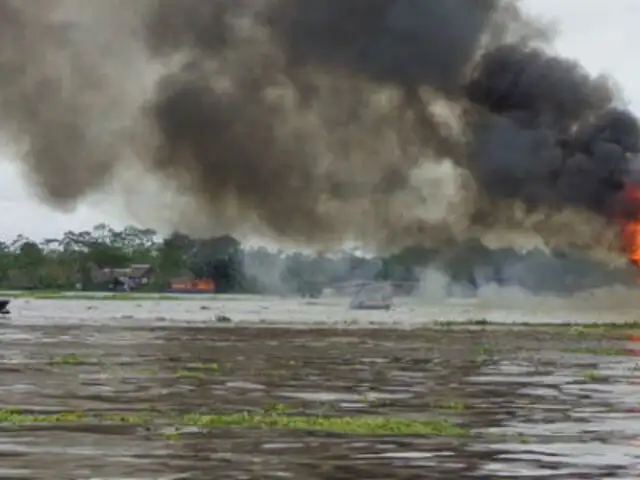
top-left (0, 290), bottom-right (219, 301)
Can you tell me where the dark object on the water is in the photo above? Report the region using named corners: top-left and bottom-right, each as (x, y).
top-left (215, 314), bottom-right (233, 323)
top-left (0, 299), bottom-right (11, 315)
top-left (349, 282), bottom-right (393, 311)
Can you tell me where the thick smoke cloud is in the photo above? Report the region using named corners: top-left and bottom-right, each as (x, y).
top-left (0, 0), bottom-right (637, 254)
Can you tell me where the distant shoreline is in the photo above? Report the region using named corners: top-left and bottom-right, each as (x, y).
top-left (0, 291), bottom-right (219, 301)
top-left (1, 284), bottom-right (639, 306)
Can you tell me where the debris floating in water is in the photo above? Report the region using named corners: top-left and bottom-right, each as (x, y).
top-left (215, 314), bottom-right (233, 324)
top-left (349, 282), bottom-right (394, 311)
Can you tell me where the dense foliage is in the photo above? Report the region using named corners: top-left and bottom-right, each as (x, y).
top-left (0, 223), bottom-right (400, 293)
top-left (0, 223), bottom-right (635, 294)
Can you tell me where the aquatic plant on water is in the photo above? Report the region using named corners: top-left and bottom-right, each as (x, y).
top-left (0, 408), bottom-right (468, 437)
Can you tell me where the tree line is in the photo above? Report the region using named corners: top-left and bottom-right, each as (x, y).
top-left (0, 223), bottom-right (635, 294)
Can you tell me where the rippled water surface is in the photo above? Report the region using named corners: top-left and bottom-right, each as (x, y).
top-left (2, 295), bottom-right (640, 478)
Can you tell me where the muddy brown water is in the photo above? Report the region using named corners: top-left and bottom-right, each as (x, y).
top-left (2, 295), bottom-right (640, 478)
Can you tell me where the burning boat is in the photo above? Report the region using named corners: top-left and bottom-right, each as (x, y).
top-left (620, 184), bottom-right (640, 267)
top-left (349, 282), bottom-right (394, 310)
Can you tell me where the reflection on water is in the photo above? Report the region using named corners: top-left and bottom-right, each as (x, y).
top-left (1, 299), bottom-right (640, 477)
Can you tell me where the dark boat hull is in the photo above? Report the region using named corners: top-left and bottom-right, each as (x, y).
top-left (350, 302), bottom-right (392, 311)
top-left (0, 299), bottom-right (11, 314)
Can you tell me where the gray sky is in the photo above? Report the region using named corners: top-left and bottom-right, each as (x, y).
top-left (1, 0), bottom-right (638, 241)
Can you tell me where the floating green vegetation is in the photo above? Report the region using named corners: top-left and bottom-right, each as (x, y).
top-left (0, 408), bottom-right (468, 437)
top-left (180, 412), bottom-right (467, 436)
top-left (431, 400), bottom-right (468, 411)
top-left (0, 409), bottom-right (151, 425)
top-left (432, 319), bottom-right (640, 336)
top-left (187, 362), bottom-right (220, 372)
top-left (174, 362), bottom-right (221, 379)
top-left (174, 370), bottom-right (206, 379)
top-left (48, 353), bottom-right (94, 366)
top-left (474, 344), bottom-right (495, 357)
top-left (582, 370), bottom-right (602, 381)
top-left (566, 346), bottom-right (628, 356)
top-left (514, 433), bottom-right (532, 444)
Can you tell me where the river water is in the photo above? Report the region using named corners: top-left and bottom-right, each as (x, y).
top-left (2, 294), bottom-right (640, 478)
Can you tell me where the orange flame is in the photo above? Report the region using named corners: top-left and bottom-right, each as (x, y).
top-left (621, 185), bottom-right (640, 268)
top-left (613, 194), bottom-right (640, 468)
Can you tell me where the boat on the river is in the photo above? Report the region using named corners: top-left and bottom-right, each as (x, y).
top-left (349, 282), bottom-right (393, 311)
top-left (0, 299), bottom-right (10, 315)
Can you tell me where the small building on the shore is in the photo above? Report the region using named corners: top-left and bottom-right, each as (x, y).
top-left (90, 264), bottom-right (153, 291)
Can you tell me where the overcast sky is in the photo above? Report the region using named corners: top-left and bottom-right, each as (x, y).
top-left (1, 1), bottom-right (638, 242)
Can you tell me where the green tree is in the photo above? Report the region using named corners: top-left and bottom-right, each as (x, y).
top-left (0, 222), bottom-right (629, 294)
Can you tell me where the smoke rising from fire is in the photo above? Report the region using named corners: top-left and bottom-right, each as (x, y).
top-left (0, 0), bottom-right (637, 254)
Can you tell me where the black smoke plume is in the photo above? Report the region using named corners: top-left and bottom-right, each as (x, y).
top-left (0, 0), bottom-right (637, 254)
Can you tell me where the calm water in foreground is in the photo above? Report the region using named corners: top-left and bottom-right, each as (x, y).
top-left (2, 296), bottom-right (640, 478)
